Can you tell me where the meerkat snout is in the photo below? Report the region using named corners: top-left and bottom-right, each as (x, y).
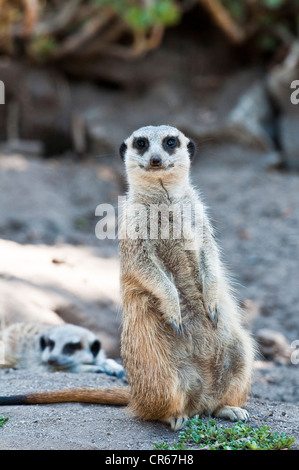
top-left (47, 356), bottom-right (59, 366)
top-left (149, 155), bottom-right (162, 167)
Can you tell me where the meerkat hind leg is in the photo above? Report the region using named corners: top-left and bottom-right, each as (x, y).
top-left (213, 406), bottom-right (249, 422)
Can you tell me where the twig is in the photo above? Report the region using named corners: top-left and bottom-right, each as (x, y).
top-left (197, 0), bottom-right (246, 44)
top-left (50, 10), bottom-right (116, 59)
top-left (76, 18), bottom-right (127, 59)
top-left (34, 0), bottom-right (84, 37)
top-left (132, 24), bottom-right (165, 57)
top-left (23, 0), bottom-right (39, 36)
top-left (96, 24), bottom-right (165, 60)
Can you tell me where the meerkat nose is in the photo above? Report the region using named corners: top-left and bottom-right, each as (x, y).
top-left (150, 156), bottom-right (162, 167)
top-left (48, 356), bottom-right (59, 366)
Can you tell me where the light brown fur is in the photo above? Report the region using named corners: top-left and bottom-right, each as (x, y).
top-left (0, 126), bottom-right (255, 431)
top-left (0, 322), bottom-right (50, 369)
top-left (119, 126), bottom-right (255, 429)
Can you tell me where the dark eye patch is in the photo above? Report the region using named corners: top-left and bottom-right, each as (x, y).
top-left (119, 142), bottom-right (127, 161)
top-left (62, 342), bottom-right (82, 355)
top-left (133, 137), bottom-right (149, 155)
top-left (90, 339), bottom-right (101, 357)
top-left (163, 136), bottom-right (180, 154)
top-left (40, 336), bottom-right (55, 351)
top-left (187, 139), bottom-right (196, 160)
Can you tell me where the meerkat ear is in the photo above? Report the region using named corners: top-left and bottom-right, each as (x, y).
top-left (90, 339), bottom-right (101, 357)
top-left (119, 142), bottom-right (127, 161)
top-left (187, 139), bottom-right (196, 161)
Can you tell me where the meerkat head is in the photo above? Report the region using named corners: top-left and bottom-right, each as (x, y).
top-left (119, 125), bottom-right (196, 189)
top-left (39, 324), bottom-right (101, 371)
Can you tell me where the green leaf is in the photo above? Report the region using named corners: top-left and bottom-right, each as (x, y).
top-left (0, 416), bottom-right (8, 427)
top-left (262, 0), bottom-right (285, 8)
top-left (153, 416), bottom-right (295, 450)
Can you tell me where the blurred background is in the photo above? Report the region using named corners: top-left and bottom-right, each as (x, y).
top-left (0, 0), bottom-right (298, 402)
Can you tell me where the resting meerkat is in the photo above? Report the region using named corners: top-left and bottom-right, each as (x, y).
top-left (0, 322), bottom-right (124, 377)
top-left (0, 125), bottom-right (254, 431)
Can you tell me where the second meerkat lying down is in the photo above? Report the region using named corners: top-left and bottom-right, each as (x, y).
top-left (0, 126), bottom-right (255, 431)
top-left (0, 322), bottom-right (124, 377)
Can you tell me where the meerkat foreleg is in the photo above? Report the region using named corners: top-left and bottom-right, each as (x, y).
top-left (200, 218), bottom-right (221, 325)
top-left (121, 240), bottom-right (182, 332)
top-left (137, 265), bottom-right (182, 332)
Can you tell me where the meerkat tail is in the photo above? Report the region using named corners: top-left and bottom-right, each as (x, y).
top-left (0, 386), bottom-right (130, 406)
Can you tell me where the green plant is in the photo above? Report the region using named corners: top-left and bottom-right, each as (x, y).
top-left (0, 416), bottom-right (8, 428)
top-left (95, 0), bottom-right (181, 30)
top-left (153, 416), bottom-right (295, 450)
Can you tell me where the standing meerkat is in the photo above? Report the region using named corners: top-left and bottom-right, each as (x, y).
top-left (0, 125), bottom-right (255, 431)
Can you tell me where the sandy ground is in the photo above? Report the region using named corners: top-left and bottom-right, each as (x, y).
top-left (0, 367), bottom-right (298, 451)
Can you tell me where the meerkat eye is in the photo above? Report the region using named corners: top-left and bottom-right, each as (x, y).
top-left (137, 139), bottom-right (146, 148)
top-left (166, 138), bottom-right (177, 147)
top-left (163, 136), bottom-right (179, 152)
top-left (133, 137), bottom-right (149, 152)
top-left (63, 342), bottom-right (82, 355)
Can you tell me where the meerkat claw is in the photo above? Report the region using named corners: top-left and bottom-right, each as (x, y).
top-left (171, 321), bottom-right (183, 335)
top-left (168, 415), bottom-right (189, 431)
top-left (207, 307), bottom-right (218, 326)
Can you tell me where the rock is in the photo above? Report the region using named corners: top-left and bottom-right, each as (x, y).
top-left (267, 42), bottom-right (299, 170)
top-left (279, 114), bottom-right (299, 170)
top-left (256, 328), bottom-right (292, 363)
top-left (0, 59), bottom-right (71, 155)
top-left (180, 73), bottom-right (276, 153)
top-left (267, 41), bottom-right (299, 114)
top-left (226, 81), bottom-right (275, 151)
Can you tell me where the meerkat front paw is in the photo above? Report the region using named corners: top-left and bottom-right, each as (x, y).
top-left (96, 359), bottom-right (125, 378)
top-left (203, 296), bottom-right (219, 326)
top-left (162, 311), bottom-right (182, 335)
top-left (170, 320), bottom-right (183, 335)
top-left (160, 298), bottom-right (182, 334)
